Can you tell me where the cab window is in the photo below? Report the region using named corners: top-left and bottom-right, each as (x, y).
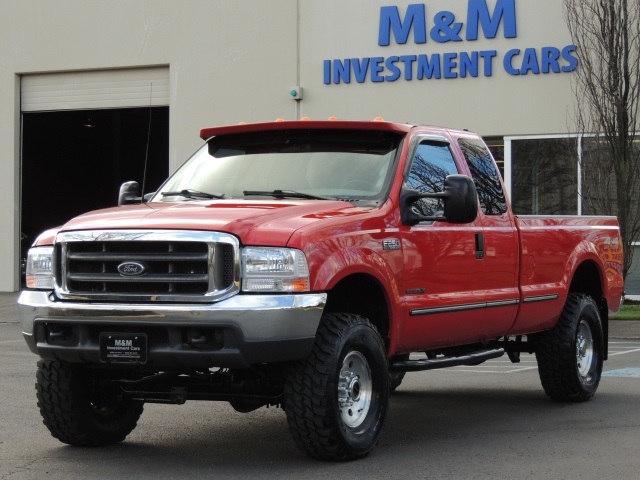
top-left (458, 138), bottom-right (507, 215)
top-left (405, 141), bottom-right (459, 218)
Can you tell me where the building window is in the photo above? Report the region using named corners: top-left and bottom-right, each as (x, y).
top-left (581, 137), bottom-right (614, 215)
top-left (510, 137), bottom-right (578, 215)
top-left (483, 136), bottom-right (505, 178)
top-left (629, 243), bottom-right (640, 296)
top-left (581, 136), bottom-right (640, 219)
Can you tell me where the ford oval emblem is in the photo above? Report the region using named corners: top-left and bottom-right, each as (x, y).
top-left (117, 262), bottom-right (147, 276)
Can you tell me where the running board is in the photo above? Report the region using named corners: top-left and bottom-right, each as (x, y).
top-left (390, 348), bottom-right (505, 372)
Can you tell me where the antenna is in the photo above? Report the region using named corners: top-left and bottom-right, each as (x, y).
top-left (141, 83), bottom-right (153, 202)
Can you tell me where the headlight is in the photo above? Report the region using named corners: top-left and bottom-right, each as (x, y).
top-left (242, 247), bottom-right (310, 292)
top-left (25, 246), bottom-right (54, 290)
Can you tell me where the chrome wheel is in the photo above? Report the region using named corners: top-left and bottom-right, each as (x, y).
top-left (576, 319), bottom-right (594, 382)
top-left (285, 313), bottom-right (389, 460)
top-left (338, 351), bottom-right (372, 428)
top-left (535, 293), bottom-right (603, 402)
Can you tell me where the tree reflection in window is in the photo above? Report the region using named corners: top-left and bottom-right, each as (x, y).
top-left (405, 142), bottom-right (459, 217)
top-left (459, 138), bottom-right (507, 215)
top-left (511, 138), bottom-right (578, 215)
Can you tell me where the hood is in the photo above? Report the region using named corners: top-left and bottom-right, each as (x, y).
top-left (59, 199), bottom-right (369, 246)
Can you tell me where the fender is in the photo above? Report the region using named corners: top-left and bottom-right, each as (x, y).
top-left (564, 236), bottom-right (623, 313)
top-left (32, 228), bottom-right (59, 247)
top-left (300, 235), bottom-right (404, 355)
top-left (511, 216), bottom-right (621, 336)
top-left (565, 240), bottom-right (604, 287)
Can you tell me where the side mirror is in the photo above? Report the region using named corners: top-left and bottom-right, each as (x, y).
top-left (118, 181), bottom-right (141, 206)
top-left (401, 174), bottom-right (478, 226)
top-left (442, 175), bottom-right (479, 223)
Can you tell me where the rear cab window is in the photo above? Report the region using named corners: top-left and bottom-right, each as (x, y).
top-left (457, 137), bottom-right (508, 215)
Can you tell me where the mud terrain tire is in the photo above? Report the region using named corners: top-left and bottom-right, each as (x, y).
top-left (535, 293), bottom-right (604, 402)
top-left (284, 313), bottom-right (389, 460)
top-left (36, 360), bottom-right (143, 446)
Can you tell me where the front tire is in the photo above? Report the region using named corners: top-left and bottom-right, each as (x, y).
top-left (534, 293), bottom-right (604, 402)
top-left (36, 360), bottom-right (144, 446)
top-left (284, 313), bottom-right (390, 461)
top-left (389, 354), bottom-right (409, 392)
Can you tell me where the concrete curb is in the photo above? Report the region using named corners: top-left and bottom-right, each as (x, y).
top-left (610, 321), bottom-right (640, 340)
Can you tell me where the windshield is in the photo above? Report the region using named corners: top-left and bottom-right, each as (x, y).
top-left (153, 129), bottom-right (402, 203)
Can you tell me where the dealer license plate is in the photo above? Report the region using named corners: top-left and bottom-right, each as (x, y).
top-left (99, 333), bottom-right (148, 364)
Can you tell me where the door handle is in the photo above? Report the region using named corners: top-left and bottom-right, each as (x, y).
top-left (475, 232), bottom-right (485, 259)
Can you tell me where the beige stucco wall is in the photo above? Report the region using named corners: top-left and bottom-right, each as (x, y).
top-left (0, 0), bottom-right (577, 290)
top-left (298, 0), bottom-right (576, 134)
top-left (0, 0), bottom-right (299, 291)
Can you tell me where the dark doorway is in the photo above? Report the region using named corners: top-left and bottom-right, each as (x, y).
top-left (21, 107), bottom-right (169, 266)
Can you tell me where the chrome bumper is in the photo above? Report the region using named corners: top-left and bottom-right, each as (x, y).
top-left (18, 290), bottom-right (326, 368)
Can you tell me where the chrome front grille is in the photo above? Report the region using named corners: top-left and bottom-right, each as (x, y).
top-left (54, 230), bottom-right (240, 302)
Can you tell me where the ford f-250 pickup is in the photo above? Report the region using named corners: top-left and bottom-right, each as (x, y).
top-left (19, 120), bottom-right (624, 460)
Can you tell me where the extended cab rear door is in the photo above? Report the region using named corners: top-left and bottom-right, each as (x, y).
top-left (452, 132), bottom-right (520, 333)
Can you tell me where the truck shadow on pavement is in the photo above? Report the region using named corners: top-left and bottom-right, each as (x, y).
top-left (36, 384), bottom-right (598, 476)
top-left (386, 386), bottom-right (556, 438)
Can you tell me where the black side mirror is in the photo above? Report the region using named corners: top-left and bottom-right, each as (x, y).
top-left (442, 175), bottom-right (479, 223)
top-left (401, 174), bottom-right (478, 226)
top-left (118, 181), bottom-right (141, 206)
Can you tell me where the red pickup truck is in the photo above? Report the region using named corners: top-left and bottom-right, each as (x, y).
top-left (19, 120), bottom-right (624, 460)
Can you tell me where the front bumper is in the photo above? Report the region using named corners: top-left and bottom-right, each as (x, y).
top-left (18, 290), bottom-right (326, 369)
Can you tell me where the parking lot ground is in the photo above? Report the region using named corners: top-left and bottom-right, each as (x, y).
top-left (2, 318), bottom-right (640, 480)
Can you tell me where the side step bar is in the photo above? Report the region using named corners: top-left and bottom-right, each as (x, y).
top-left (390, 348), bottom-right (505, 372)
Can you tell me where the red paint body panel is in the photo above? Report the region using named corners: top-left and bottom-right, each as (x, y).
top-left (399, 220), bottom-right (487, 349)
top-left (32, 121), bottom-right (624, 356)
top-left (287, 200), bottom-right (405, 353)
top-left (59, 199), bottom-right (365, 247)
top-left (512, 215), bottom-right (624, 333)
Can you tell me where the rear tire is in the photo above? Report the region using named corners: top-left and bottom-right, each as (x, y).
top-left (534, 293), bottom-right (604, 402)
top-left (284, 313), bottom-right (390, 461)
top-left (36, 360), bottom-right (144, 446)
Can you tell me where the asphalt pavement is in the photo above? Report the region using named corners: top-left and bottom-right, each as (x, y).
top-left (2, 291), bottom-right (640, 479)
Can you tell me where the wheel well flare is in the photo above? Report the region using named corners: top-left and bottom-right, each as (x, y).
top-left (324, 274), bottom-right (390, 346)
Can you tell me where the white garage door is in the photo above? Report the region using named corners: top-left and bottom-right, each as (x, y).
top-left (21, 66), bottom-right (169, 112)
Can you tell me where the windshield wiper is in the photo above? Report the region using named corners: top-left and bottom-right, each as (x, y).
top-left (161, 189), bottom-right (225, 200)
top-left (242, 189), bottom-right (334, 200)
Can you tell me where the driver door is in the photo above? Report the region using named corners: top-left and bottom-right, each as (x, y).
top-left (399, 137), bottom-right (486, 350)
